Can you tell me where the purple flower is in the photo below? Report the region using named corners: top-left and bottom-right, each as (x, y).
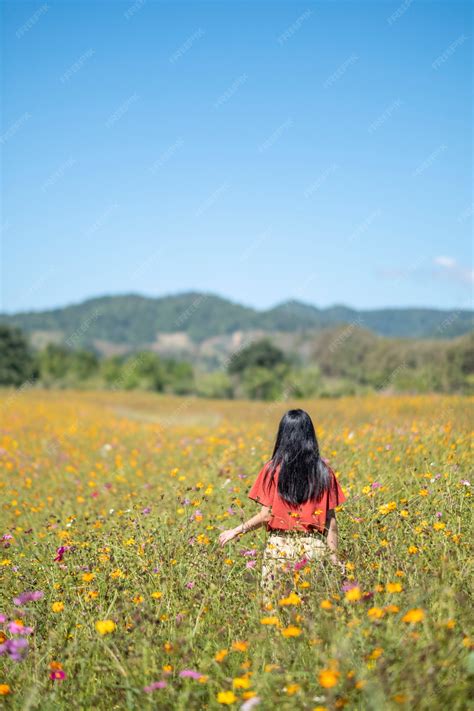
top-left (1, 534), bottom-right (13, 541)
top-left (371, 482), bottom-right (382, 489)
top-left (246, 560), bottom-right (256, 569)
top-left (0, 637), bottom-right (29, 661)
top-left (141, 507), bottom-right (151, 515)
top-left (54, 546), bottom-right (71, 562)
top-left (241, 549), bottom-right (257, 557)
top-left (185, 581), bottom-right (195, 589)
top-left (436, 512), bottom-right (442, 518)
top-left (182, 498), bottom-right (191, 506)
top-left (461, 479), bottom-right (471, 487)
top-left (7, 622), bottom-right (33, 635)
top-left (144, 680), bottom-right (167, 692)
top-left (241, 698), bottom-right (261, 711)
top-left (179, 669), bottom-right (202, 679)
top-left (0, 614), bottom-right (7, 624)
top-left (13, 590), bottom-right (44, 606)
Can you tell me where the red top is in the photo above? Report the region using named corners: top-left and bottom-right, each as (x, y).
top-left (248, 461), bottom-right (347, 532)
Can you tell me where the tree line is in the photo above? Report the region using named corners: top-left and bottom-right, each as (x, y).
top-left (0, 324), bottom-right (472, 400)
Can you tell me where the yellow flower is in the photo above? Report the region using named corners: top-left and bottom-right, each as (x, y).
top-left (419, 489), bottom-right (428, 496)
top-left (402, 608), bottom-right (425, 624)
top-left (0, 684), bottom-right (11, 696)
top-left (231, 640), bottom-right (248, 652)
top-left (217, 690), bottom-right (237, 705)
top-left (278, 591), bottom-right (301, 606)
top-left (281, 625), bottom-right (301, 637)
top-left (260, 616), bottom-right (280, 626)
top-left (320, 599), bottom-right (332, 610)
top-left (386, 582), bottom-right (403, 593)
top-left (215, 649), bottom-right (228, 662)
top-left (232, 677), bottom-right (251, 689)
top-left (95, 619), bottom-right (116, 635)
top-left (285, 683), bottom-right (300, 695)
top-left (52, 601), bottom-right (64, 613)
top-left (151, 591), bottom-right (162, 599)
top-left (367, 607), bottom-right (384, 619)
top-left (433, 522), bottom-right (446, 530)
top-left (407, 545), bottom-right (418, 554)
top-left (319, 669), bottom-right (340, 688)
top-left (368, 647), bottom-right (384, 660)
top-left (345, 586), bottom-right (362, 602)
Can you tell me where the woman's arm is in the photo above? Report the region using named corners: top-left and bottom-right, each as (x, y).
top-left (325, 509), bottom-right (344, 571)
top-left (218, 506), bottom-right (272, 546)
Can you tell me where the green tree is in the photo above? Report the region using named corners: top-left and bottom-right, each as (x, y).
top-left (38, 343), bottom-right (73, 385)
top-left (228, 338), bottom-right (288, 375)
top-left (0, 325), bottom-right (36, 386)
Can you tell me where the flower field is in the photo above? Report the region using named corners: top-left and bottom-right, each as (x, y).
top-left (0, 390), bottom-right (472, 710)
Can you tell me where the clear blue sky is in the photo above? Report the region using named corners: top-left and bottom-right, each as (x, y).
top-left (1, 0), bottom-right (472, 314)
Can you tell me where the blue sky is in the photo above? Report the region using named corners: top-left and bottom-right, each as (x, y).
top-left (1, 0), bottom-right (472, 314)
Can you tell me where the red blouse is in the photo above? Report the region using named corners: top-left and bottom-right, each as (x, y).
top-left (247, 461), bottom-right (346, 532)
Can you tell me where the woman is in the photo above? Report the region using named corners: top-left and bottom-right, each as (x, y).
top-left (218, 409), bottom-right (346, 605)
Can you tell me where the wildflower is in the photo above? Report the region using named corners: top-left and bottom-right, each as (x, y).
top-left (285, 683), bottom-right (300, 695)
top-left (0, 684), bottom-right (11, 695)
top-left (278, 592), bottom-right (301, 606)
top-left (240, 698), bottom-right (261, 711)
top-left (82, 573), bottom-right (94, 582)
top-left (151, 591), bottom-right (162, 599)
top-left (367, 607), bottom-right (384, 619)
top-left (144, 681), bottom-right (167, 692)
top-left (344, 586), bottom-right (362, 602)
top-left (260, 617), bottom-right (279, 626)
top-left (217, 690), bottom-right (237, 704)
top-left (402, 608), bottom-right (425, 624)
top-left (232, 676), bottom-right (251, 689)
top-left (231, 640), bottom-right (248, 652)
top-left (386, 582), bottom-right (403, 593)
top-left (51, 602), bottom-right (64, 613)
top-left (319, 668), bottom-right (339, 688)
top-left (281, 625), bottom-right (301, 637)
top-left (215, 649), bottom-right (228, 662)
top-left (179, 669), bottom-right (203, 679)
top-left (50, 669), bottom-right (66, 681)
top-left (13, 591), bottom-right (44, 606)
top-left (95, 619), bottom-right (116, 635)
top-left (320, 599), bottom-right (332, 610)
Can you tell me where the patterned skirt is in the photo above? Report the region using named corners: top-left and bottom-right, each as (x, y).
top-left (260, 530), bottom-right (327, 606)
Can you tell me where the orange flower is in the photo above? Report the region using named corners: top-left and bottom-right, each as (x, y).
top-left (402, 608), bottom-right (425, 624)
top-left (319, 669), bottom-right (340, 688)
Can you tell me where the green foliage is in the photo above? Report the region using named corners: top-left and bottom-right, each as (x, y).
top-left (0, 325), bottom-right (36, 386)
top-left (195, 371), bottom-right (234, 399)
top-left (228, 339), bottom-right (288, 375)
top-left (241, 364), bottom-right (290, 401)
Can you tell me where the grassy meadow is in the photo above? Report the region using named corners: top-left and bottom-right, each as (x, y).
top-left (0, 390), bottom-right (472, 710)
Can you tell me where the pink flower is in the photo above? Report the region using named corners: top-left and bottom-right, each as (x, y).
top-left (54, 546), bottom-right (71, 562)
top-left (50, 670), bottom-right (66, 681)
top-left (185, 581), bottom-right (195, 589)
top-left (13, 590), bottom-right (44, 606)
top-left (294, 557), bottom-right (308, 571)
top-left (179, 669), bottom-right (202, 679)
top-left (371, 482), bottom-right (382, 489)
top-left (144, 680), bottom-right (167, 692)
top-left (241, 549), bottom-right (257, 557)
top-left (246, 560), bottom-right (256, 569)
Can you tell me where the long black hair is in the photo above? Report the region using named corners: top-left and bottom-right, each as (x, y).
top-left (263, 409), bottom-right (331, 506)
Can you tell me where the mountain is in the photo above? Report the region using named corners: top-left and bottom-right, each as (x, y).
top-left (0, 292), bottom-right (472, 356)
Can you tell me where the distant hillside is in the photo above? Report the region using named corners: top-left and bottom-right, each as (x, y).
top-left (0, 292), bottom-right (472, 356)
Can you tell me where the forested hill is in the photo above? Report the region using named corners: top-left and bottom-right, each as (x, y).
top-left (1, 292), bottom-right (472, 348)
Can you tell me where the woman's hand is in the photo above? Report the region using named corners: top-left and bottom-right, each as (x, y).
top-left (218, 528), bottom-right (240, 546)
